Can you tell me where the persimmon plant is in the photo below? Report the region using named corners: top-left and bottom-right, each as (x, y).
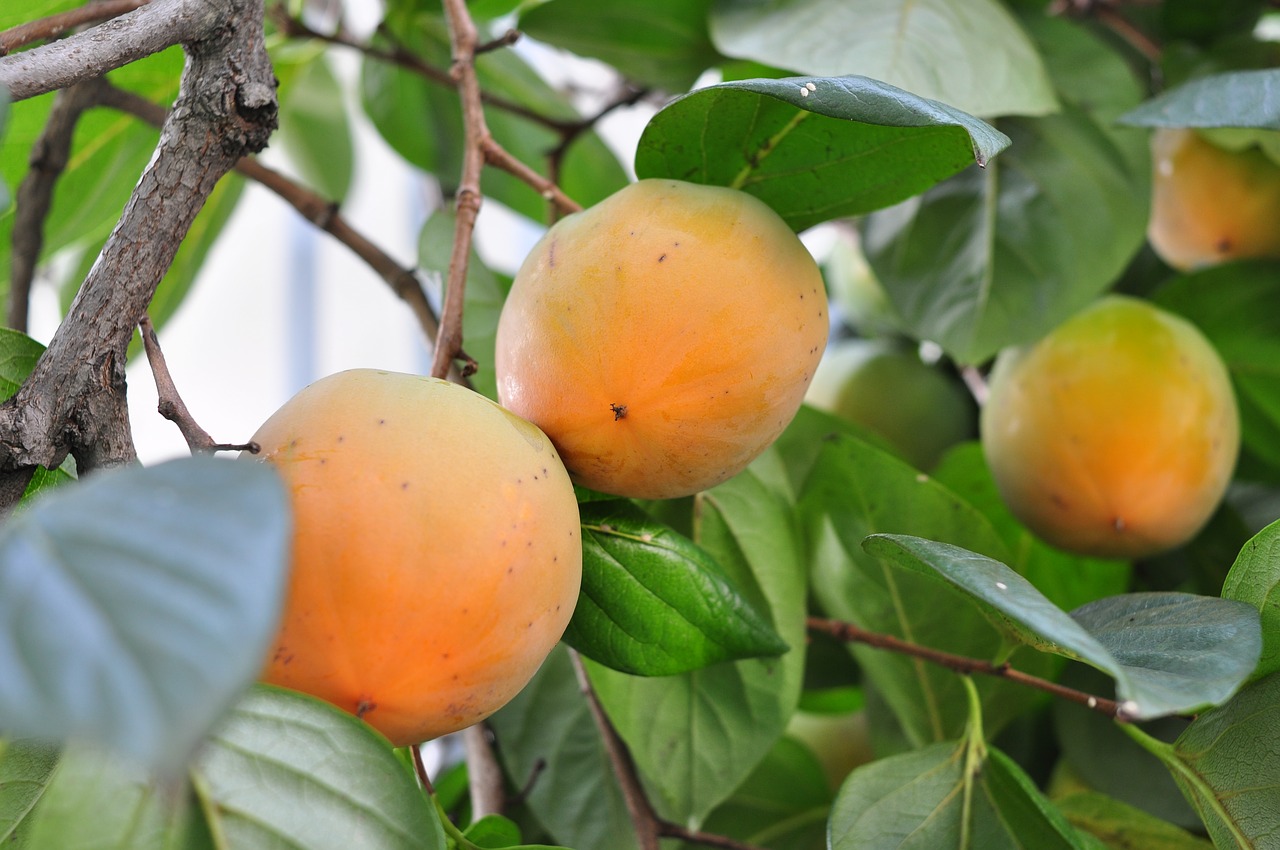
top-left (1, 2), bottom-right (1280, 850)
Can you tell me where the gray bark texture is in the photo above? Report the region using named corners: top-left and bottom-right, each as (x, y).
top-left (0, 0), bottom-right (277, 504)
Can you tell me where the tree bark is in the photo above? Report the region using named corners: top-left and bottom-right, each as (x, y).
top-left (0, 0), bottom-right (276, 502)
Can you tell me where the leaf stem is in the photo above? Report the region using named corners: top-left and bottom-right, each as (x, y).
top-left (960, 676), bottom-right (987, 850)
top-left (1117, 722), bottom-right (1248, 848)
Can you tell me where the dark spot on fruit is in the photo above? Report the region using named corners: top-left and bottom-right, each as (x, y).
top-left (356, 699), bottom-right (376, 718)
top-left (658, 254), bottom-right (666, 262)
top-left (378, 418), bottom-right (387, 425)
top-left (611, 403), bottom-right (628, 420)
top-left (1216, 237), bottom-right (1233, 255)
top-left (401, 481), bottom-right (410, 490)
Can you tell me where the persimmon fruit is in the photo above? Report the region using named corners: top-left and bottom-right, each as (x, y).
top-left (981, 296), bottom-right (1238, 559)
top-left (494, 178), bottom-right (829, 500)
top-left (245, 369), bottom-right (582, 745)
top-left (805, 338), bottom-right (976, 471)
top-left (1148, 127), bottom-right (1280, 270)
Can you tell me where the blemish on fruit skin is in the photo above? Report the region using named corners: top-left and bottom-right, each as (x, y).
top-left (658, 253), bottom-right (667, 262)
top-left (356, 699), bottom-right (377, 718)
top-left (611, 403), bottom-right (628, 420)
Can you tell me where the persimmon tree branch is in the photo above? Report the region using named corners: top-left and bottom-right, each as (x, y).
top-left (807, 616), bottom-right (1129, 720)
top-left (138, 315), bottom-right (257, 454)
top-left (0, 0), bottom-right (276, 503)
top-left (0, 0), bottom-right (152, 56)
top-left (92, 80), bottom-right (456, 373)
top-left (8, 78), bottom-right (101, 332)
top-left (0, 0), bottom-right (222, 101)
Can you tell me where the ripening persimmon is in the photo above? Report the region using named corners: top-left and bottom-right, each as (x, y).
top-left (981, 296), bottom-right (1238, 559)
top-left (495, 179), bottom-right (829, 500)
top-left (244, 369), bottom-right (582, 746)
top-left (1148, 127), bottom-right (1280, 270)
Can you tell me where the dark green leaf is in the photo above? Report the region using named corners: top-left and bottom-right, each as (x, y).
top-left (1119, 69), bottom-right (1280, 129)
top-left (862, 104), bottom-right (1148, 365)
top-left (1153, 261), bottom-right (1280, 480)
top-left (418, 210), bottom-right (511, 400)
top-left (0, 739), bottom-right (58, 845)
top-left (1221, 518), bottom-right (1280, 680)
top-left (489, 646), bottom-right (640, 850)
top-left (865, 534), bottom-right (1262, 717)
top-left (588, 453), bottom-right (808, 823)
top-left (931, 443), bottom-right (1131, 615)
top-left (0, 457), bottom-right (290, 772)
top-left (520, 0), bottom-right (720, 92)
top-left (1170, 671), bottom-right (1280, 848)
top-left (565, 500), bottom-right (788, 676)
top-left (828, 741), bottom-right (1086, 849)
top-left (634, 75), bottom-right (1009, 232)
top-left (1055, 792), bottom-right (1214, 850)
top-left (710, 0), bottom-right (1056, 119)
top-left (799, 434), bottom-right (1042, 745)
top-left (274, 50), bottom-right (356, 201)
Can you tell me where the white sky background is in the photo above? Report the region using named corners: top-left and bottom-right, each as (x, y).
top-left (24, 3), bottom-right (656, 464)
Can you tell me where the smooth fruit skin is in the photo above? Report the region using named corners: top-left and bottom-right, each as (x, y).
top-left (981, 296), bottom-right (1238, 559)
top-left (495, 179), bottom-right (829, 500)
top-left (245, 370), bottom-right (582, 746)
top-left (805, 338), bottom-right (976, 470)
top-left (1148, 127), bottom-right (1280, 271)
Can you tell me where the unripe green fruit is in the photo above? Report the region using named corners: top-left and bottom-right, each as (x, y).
top-left (806, 338), bottom-right (977, 470)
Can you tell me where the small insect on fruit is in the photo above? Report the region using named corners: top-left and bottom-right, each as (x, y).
top-left (245, 370), bottom-right (582, 746)
top-left (495, 179), bottom-right (829, 500)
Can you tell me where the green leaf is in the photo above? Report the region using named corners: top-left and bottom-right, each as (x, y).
top-left (520, 0), bottom-right (720, 92)
top-left (1054, 792), bottom-right (1214, 850)
top-left (1221, 518), bottom-right (1280, 680)
top-left (0, 739), bottom-right (58, 845)
top-left (566, 500), bottom-right (788, 676)
top-left (710, 0), bottom-right (1056, 119)
top-left (1166, 671), bottom-right (1280, 849)
top-left (676, 735), bottom-right (831, 850)
top-left (0, 457), bottom-right (290, 773)
top-left (1119, 69), bottom-right (1280, 129)
top-left (462, 814), bottom-right (522, 847)
top-left (862, 103), bottom-right (1148, 365)
top-left (0, 46), bottom-right (185, 308)
top-left (864, 534), bottom-right (1262, 718)
top-left (418, 210), bottom-right (512, 400)
top-left (799, 433), bottom-right (1042, 745)
top-left (1153, 261), bottom-right (1280, 481)
top-left (828, 741), bottom-right (1086, 849)
top-left (634, 75), bottom-right (1010, 232)
top-left (18, 686), bottom-right (446, 850)
top-left (931, 443), bottom-right (1131, 615)
top-left (274, 51), bottom-right (356, 201)
top-left (197, 685), bottom-right (445, 848)
top-left (489, 646), bottom-right (640, 850)
top-left (588, 453), bottom-right (808, 823)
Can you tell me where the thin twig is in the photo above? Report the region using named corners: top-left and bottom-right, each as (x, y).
top-left (410, 745), bottom-right (436, 796)
top-left (807, 616), bottom-right (1129, 720)
top-left (0, 0), bottom-right (150, 56)
top-left (92, 81), bottom-right (465, 382)
top-left (1050, 0), bottom-right (1161, 63)
top-left (658, 822), bottom-right (770, 850)
top-left (481, 137), bottom-right (582, 217)
top-left (568, 649), bottom-right (661, 850)
top-left (9, 78), bottom-right (102, 331)
top-left (138, 315), bottom-right (257, 454)
top-left (431, 0), bottom-right (488, 380)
